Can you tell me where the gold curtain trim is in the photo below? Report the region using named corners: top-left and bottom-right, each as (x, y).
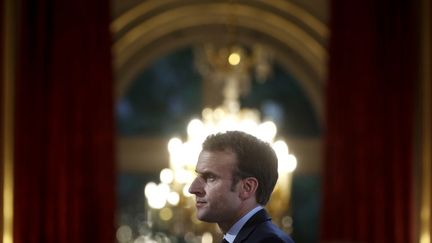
top-left (2, 0), bottom-right (15, 242)
top-left (420, 0), bottom-right (431, 241)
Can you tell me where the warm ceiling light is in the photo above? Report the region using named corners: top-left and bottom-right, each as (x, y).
top-left (228, 52), bottom-right (241, 65)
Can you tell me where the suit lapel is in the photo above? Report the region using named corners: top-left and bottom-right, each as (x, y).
top-left (233, 209), bottom-right (272, 243)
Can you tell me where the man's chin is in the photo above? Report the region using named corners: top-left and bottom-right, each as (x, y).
top-left (196, 212), bottom-right (216, 223)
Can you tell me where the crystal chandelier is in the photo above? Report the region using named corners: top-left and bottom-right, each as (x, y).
top-left (143, 44), bottom-right (297, 243)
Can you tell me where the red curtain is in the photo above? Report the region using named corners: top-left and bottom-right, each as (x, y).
top-left (320, 0), bottom-right (417, 242)
top-left (13, 0), bottom-right (115, 242)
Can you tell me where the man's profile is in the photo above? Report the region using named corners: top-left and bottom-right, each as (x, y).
top-left (188, 131), bottom-right (294, 243)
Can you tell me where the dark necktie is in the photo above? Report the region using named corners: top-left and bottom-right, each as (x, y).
top-left (221, 238), bottom-right (229, 243)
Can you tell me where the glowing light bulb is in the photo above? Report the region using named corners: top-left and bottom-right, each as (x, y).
top-left (168, 137), bottom-right (182, 154)
top-left (145, 182), bottom-right (167, 209)
top-left (257, 121), bottom-right (277, 142)
top-left (187, 119), bottom-right (204, 139)
top-left (159, 208), bottom-right (173, 221)
top-left (287, 154), bottom-right (297, 172)
top-left (160, 168), bottom-right (174, 184)
top-left (144, 182), bottom-right (157, 199)
top-left (167, 191), bottom-right (180, 205)
top-left (201, 232), bottom-right (213, 243)
top-left (228, 52), bottom-right (241, 65)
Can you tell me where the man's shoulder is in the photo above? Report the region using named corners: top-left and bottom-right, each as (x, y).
top-left (236, 209), bottom-right (294, 243)
top-left (252, 220), bottom-right (294, 243)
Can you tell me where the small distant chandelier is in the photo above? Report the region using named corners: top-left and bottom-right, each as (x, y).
top-left (142, 44), bottom-right (297, 243)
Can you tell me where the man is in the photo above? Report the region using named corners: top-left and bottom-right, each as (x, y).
top-left (188, 131), bottom-right (294, 243)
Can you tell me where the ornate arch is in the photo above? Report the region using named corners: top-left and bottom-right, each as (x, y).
top-left (111, 0), bottom-right (328, 123)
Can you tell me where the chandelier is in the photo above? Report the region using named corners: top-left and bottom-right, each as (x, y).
top-left (139, 44), bottom-right (297, 243)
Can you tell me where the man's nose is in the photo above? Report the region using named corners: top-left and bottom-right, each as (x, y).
top-left (188, 177), bottom-right (203, 195)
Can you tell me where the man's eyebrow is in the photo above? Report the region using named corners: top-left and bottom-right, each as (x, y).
top-left (195, 171), bottom-right (218, 177)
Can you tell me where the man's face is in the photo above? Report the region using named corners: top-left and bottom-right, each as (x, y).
top-left (188, 150), bottom-right (243, 228)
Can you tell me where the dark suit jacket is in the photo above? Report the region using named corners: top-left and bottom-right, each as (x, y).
top-left (233, 209), bottom-right (294, 243)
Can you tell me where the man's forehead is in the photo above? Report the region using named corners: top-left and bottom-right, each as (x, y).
top-left (199, 148), bottom-right (236, 157)
top-left (196, 150), bottom-right (237, 169)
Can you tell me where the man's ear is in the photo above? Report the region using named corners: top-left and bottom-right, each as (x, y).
top-left (239, 177), bottom-right (258, 200)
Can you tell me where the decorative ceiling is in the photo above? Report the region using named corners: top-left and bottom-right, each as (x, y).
top-left (111, 0), bottom-right (329, 123)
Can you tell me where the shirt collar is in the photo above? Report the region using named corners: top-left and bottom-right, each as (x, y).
top-left (224, 205), bottom-right (264, 243)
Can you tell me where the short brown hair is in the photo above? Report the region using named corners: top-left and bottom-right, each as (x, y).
top-left (202, 131), bottom-right (278, 205)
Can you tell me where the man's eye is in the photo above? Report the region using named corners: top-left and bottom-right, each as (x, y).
top-left (205, 175), bottom-right (216, 182)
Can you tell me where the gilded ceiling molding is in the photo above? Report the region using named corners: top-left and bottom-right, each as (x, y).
top-left (112, 0), bottom-right (328, 41)
top-left (112, 0), bottom-right (178, 33)
top-left (254, 0), bottom-right (328, 38)
top-left (113, 4), bottom-right (326, 73)
top-left (111, 0), bottom-right (328, 125)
